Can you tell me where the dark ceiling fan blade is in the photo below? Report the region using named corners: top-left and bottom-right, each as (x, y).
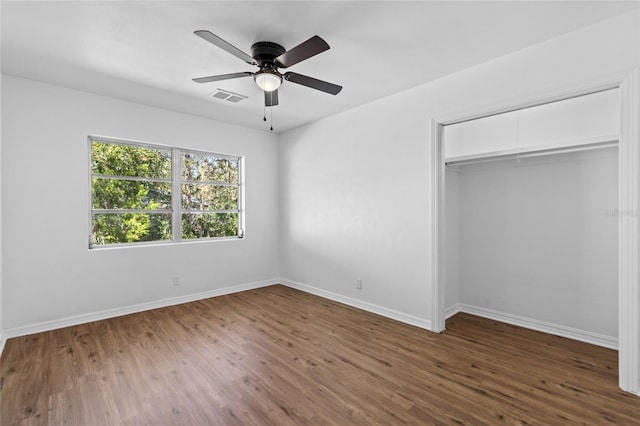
top-left (275, 35), bottom-right (330, 68)
top-left (192, 72), bottom-right (253, 84)
top-left (265, 90), bottom-right (279, 107)
top-left (194, 30), bottom-right (257, 65)
top-left (284, 72), bottom-right (342, 95)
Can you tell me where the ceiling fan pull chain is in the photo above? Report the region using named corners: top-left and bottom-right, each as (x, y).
top-left (270, 105), bottom-right (274, 132)
top-left (263, 104), bottom-right (267, 122)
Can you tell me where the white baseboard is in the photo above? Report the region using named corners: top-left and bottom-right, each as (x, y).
top-left (4, 279), bottom-right (279, 340)
top-left (448, 303), bottom-right (618, 350)
top-left (280, 278), bottom-right (432, 331)
top-left (0, 334), bottom-right (6, 359)
top-left (4, 282), bottom-right (617, 354)
top-left (445, 304), bottom-right (462, 320)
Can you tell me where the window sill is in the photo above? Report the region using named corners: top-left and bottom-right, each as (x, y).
top-left (89, 236), bottom-right (243, 251)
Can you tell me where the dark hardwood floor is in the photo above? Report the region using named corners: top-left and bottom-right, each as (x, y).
top-left (1, 285), bottom-right (638, 425)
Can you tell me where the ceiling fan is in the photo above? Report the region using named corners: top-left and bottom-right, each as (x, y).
top-left (192, 30), bottom-right (342, 107)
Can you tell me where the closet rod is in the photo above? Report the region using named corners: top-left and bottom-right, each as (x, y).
top-left (445, 139), bottom-right (618, 167)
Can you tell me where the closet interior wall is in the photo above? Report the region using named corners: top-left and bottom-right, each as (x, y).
top-left (446, 149), bottom-right (618, 340)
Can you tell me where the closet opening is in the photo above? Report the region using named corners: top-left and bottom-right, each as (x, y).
top-left (430, 70), bottom-right (640, 395)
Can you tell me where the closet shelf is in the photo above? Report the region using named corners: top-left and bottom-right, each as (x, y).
top-left (444, 134), bottom-right (618, 166)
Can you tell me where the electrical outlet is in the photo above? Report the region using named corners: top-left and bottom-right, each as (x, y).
top-left (172, 275), bottom-right (181, 286)
top-left (356, 278), bottom-right (363, 290)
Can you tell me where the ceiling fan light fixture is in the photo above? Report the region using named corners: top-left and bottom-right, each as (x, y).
top-left (254, 70), bottom-right (282, 92)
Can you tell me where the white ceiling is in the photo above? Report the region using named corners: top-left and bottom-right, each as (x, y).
top-left (2, 1), bottom-right (639, 133)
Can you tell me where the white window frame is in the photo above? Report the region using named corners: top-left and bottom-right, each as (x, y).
top-left (88, 135), bottom-right (245, 248)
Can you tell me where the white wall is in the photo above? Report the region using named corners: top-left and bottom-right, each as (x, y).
top-left (1, 74), bottom-right (280, 331)
top-left (279, 101), bottom-right (432, 321)
top-left (457, 149), bottom-right (618, 337)
top-left (279, 10), bottom-right (640, 327)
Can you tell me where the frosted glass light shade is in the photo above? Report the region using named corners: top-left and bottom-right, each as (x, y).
top-left (254, 71), bottom-right (282, 92)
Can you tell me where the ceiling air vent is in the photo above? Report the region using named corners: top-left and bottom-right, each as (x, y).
top-left (209, 89), bottom-right (248, 104)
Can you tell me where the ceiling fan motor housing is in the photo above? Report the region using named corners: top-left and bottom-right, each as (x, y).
top-left (250, 41), bottom-right (286, 65)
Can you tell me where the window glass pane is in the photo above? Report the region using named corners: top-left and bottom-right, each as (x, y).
top-left (181, 153), bottom-right (239, 183)
top-left (92, 142), bottom-right (171, 179)
top-left (92, 213), bottom-right (172, 245)
top-left (92, 178), bottom-right (171, 210)
top-left (182, 212), bottom-right (238, 239)
top-left (181, 184), bottom-right (238, 210)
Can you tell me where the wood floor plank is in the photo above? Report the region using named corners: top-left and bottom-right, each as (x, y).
top-left (2, 285), bottom-right (639, 425)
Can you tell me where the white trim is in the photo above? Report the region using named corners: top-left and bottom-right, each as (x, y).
top-left (180, 180), bottom-right (238, 187)
top-left (445, 304), bottom-right (462, 320)
top-left (431, 69), bottom-right (640, 395)
top-left (91, 174), bottom-right (172, 183)
top-left (3, 279), bottom-right (279, 339)
top-left (454, 304), bottom-right (618, 350)
top-left (436, 70), bottom-right (628, 126)
top-left (430, 119), bottom-right (446, 332)
top-left (171, 147), bottom-right (182, 241)
top-left (618, 68), bottom-right (640, 394)
top-left (89, 134), bottom-right (241, 161)
top-left (444, 136), bottom-right (618, 166)
top-left (237, 156), bottom-right (246, 238)
top-left (0, 335), bottom-right (6, 359)
top-left (280, 278), bottom-right (432, 331)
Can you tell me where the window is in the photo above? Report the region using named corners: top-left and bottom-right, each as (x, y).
top-left (89, 137), bottom-right (243, 248)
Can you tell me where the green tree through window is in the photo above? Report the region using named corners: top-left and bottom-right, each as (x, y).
top-left (90, 139), bottom-right (242, 247)
top-left (181, 152), bottom-right (240, 239)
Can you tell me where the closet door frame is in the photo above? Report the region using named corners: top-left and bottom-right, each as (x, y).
top-left (430, 68), bottom-right (640, 395)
